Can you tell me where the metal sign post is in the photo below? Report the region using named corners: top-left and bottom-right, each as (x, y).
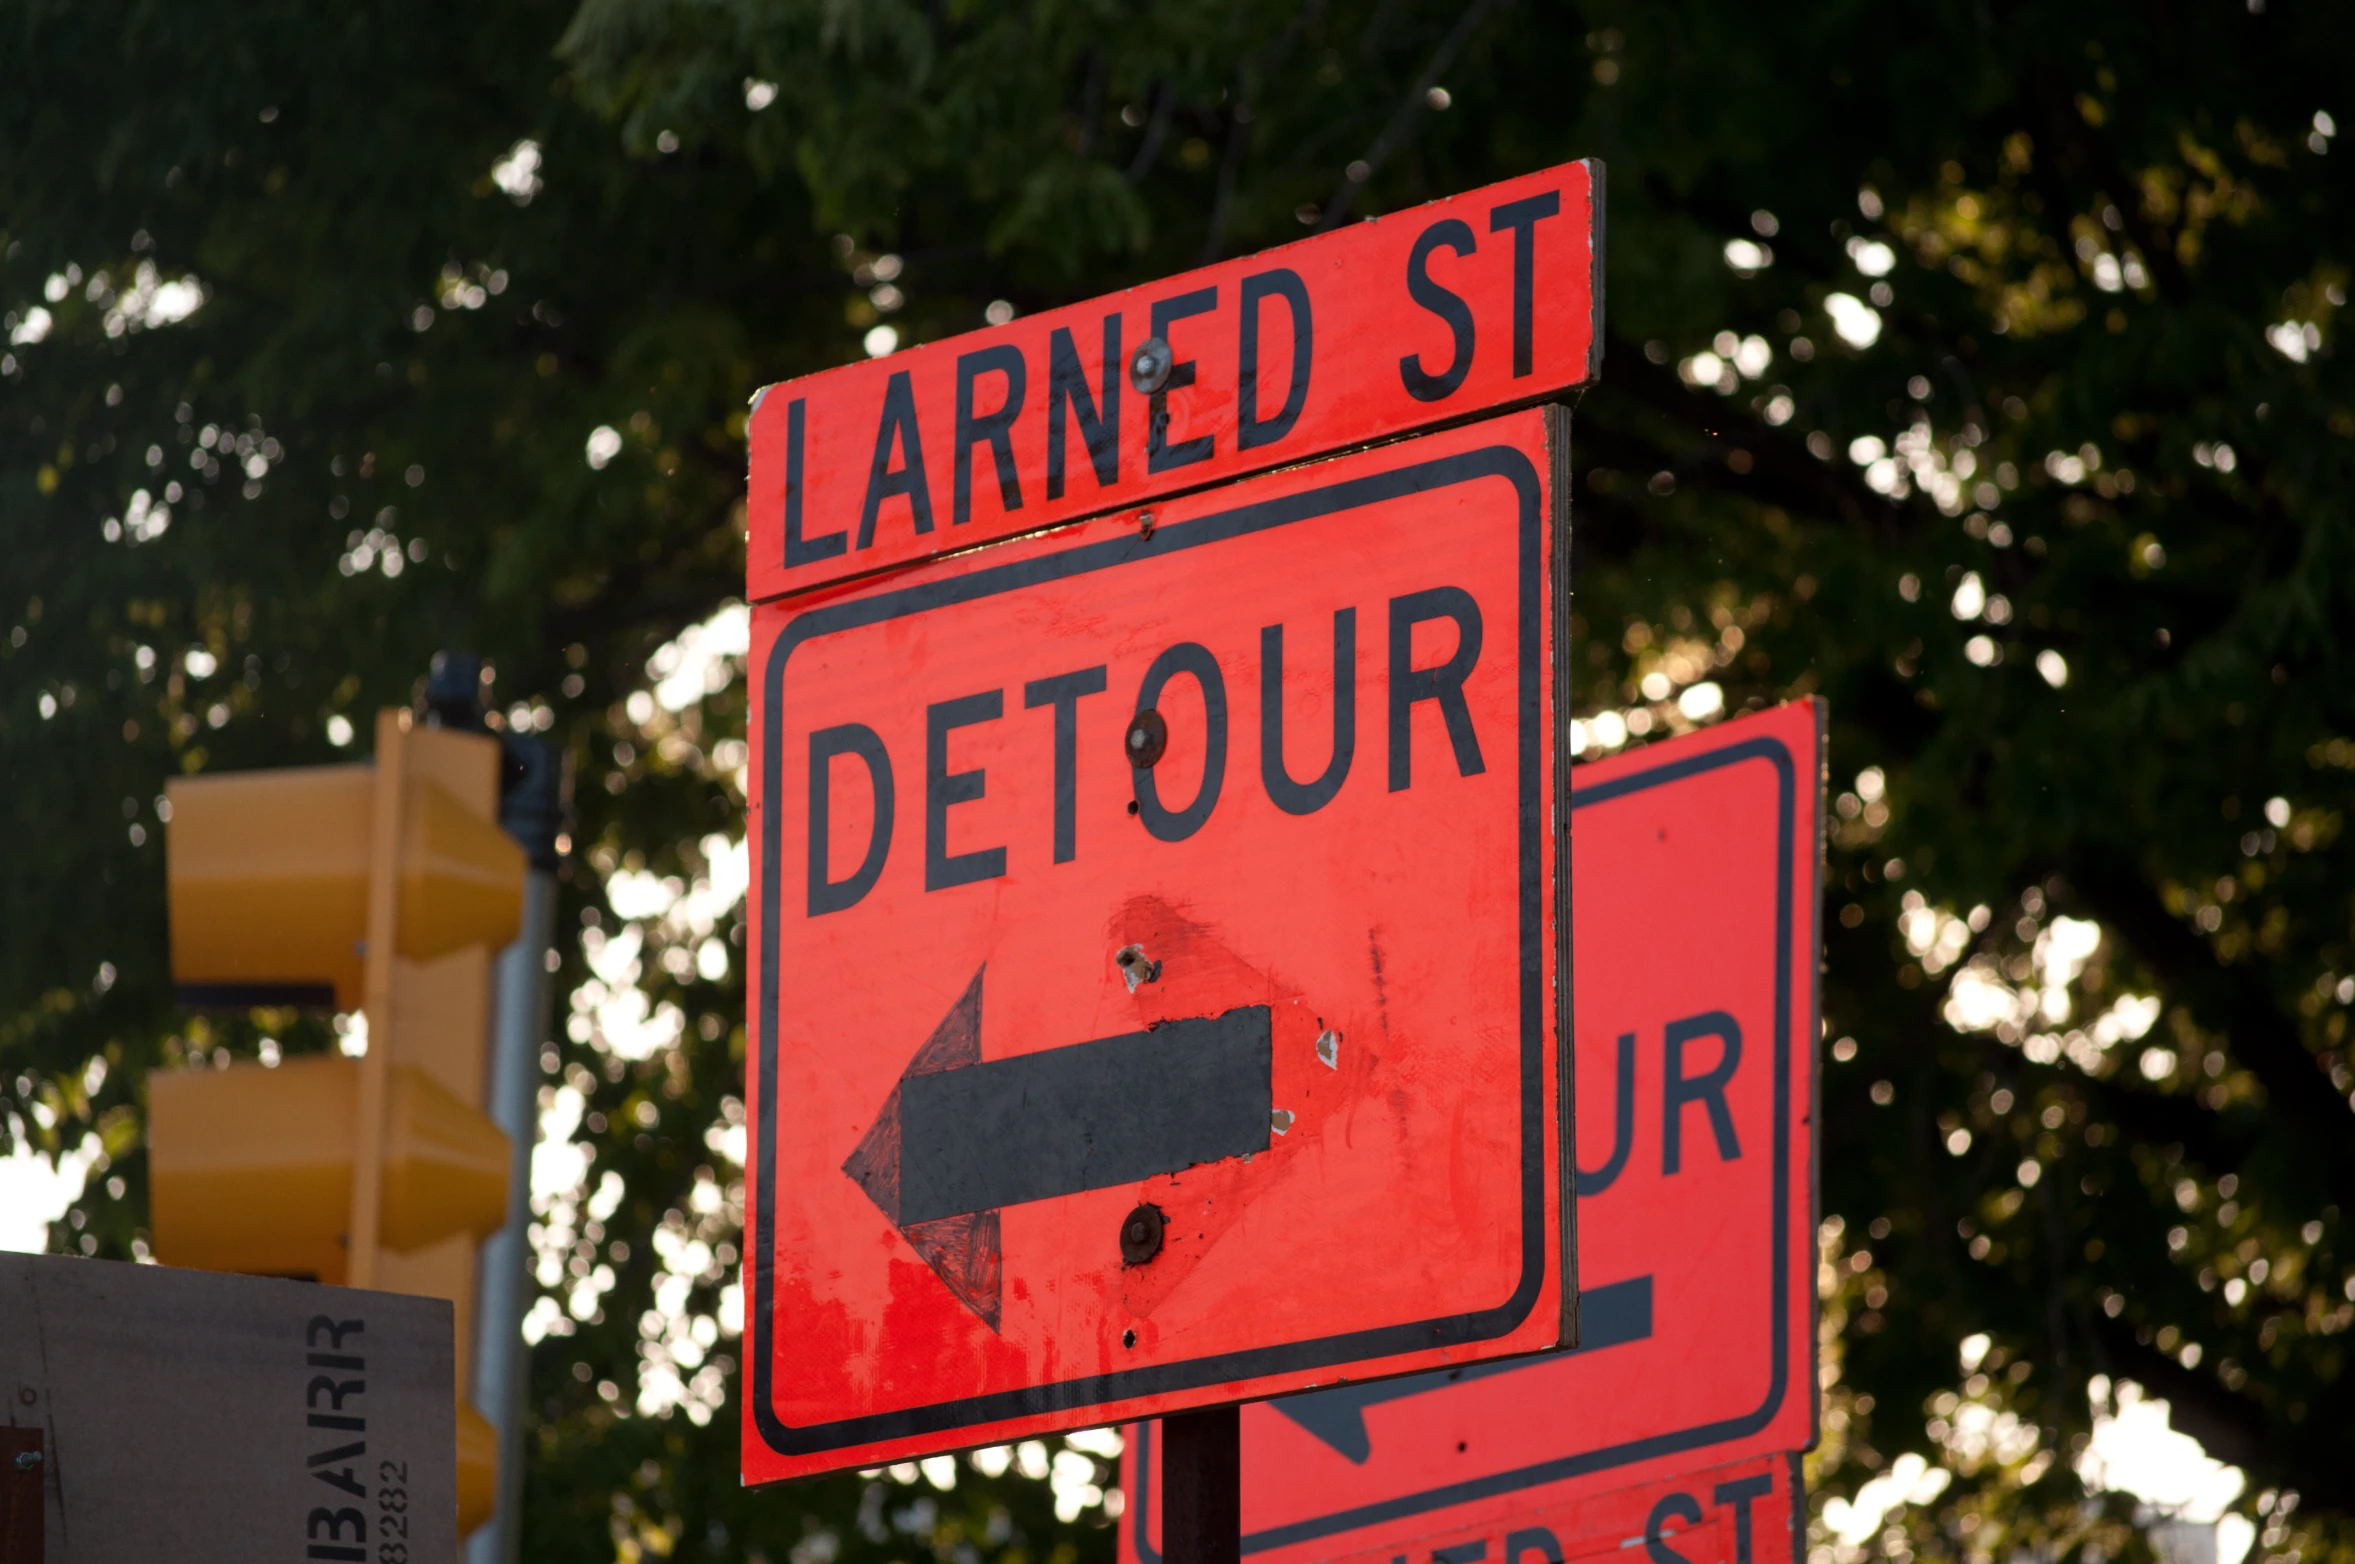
top-left (1164, 1408), bottom-right (1243, 1564)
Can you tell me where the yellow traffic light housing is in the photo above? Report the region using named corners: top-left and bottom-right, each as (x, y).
top-left (148, 1054), bottom-right (509, 1279)
top-left (153, 708), bottom-right (529, 1537)
top-left (168, 752), bottom-right (525, 1010)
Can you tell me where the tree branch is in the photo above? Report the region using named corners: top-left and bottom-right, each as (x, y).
top-left (1598, 330), bottom-right (1930, 542)
top-left (1122, 82), bottom-right (1173, 185)
top-left (1316, 0), bottom-right (1499, 231)
top-left (2087, 1312), bottom-right (2352, 1517)
top-left (2059, 840), bottom-right (2355, 1218)
top-left (1198, 95), bottom-right (1254, 266)
top-left (1953, 1025), bottom-right (2259, 1182)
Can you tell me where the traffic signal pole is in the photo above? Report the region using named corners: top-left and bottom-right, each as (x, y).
top-left (468, 734), bottom-right (565, 1564)
top-left (465, 869), bottom-right (555, 1564)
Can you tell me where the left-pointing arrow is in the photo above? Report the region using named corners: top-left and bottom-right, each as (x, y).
top-left (844, 965), bottom-right (1274, 1330)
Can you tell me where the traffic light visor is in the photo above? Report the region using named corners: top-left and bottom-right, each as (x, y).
top-left (167, 765), bottom-right (370, 1008)
top-left (148, 1055), bottom-right (510, 1280)
top-left (167, 764), bottom-right (525, 1010)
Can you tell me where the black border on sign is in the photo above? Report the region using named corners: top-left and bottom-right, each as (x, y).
top-left (1129, 719), bottom-right (1815, 1558)
top-left (750, 428), bottom-right (1565, 1459)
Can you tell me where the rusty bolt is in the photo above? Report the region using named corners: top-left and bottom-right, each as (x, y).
top-left (1125, 709), bottom-right (1168, 769)
top-left (1120, 1203), bottom-right (1166, 1265)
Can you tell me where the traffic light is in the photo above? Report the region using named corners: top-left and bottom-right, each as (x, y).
top-left (151, 693), bottom-right (528, 1535)
top-left (147, 1053), bottom-right (508, 1280)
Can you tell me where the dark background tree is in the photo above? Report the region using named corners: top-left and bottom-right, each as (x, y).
top-left (3, 0), bottom-right (2351, 1560)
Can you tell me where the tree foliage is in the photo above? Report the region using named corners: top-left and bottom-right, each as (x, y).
top-left (4, 1), bottom-right (2353, 1561)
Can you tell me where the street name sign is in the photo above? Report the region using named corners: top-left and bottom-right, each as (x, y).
top-left (744, 161), bottom-right (1600, 602)
top-left (744, 405), bottom-right (1575, 1481)
top-left (1121, 703), bottom-right (1825, 1564)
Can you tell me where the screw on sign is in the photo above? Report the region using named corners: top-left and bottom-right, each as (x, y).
top-left (1121, 704), bottom-right (1827, 1564)
top-left (741, 401), bottom-right (1578, 1487)
top-left (743, 160), bottom-right (1600, 602)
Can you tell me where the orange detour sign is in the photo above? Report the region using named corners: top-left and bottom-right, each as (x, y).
top-left (1121, 703), bottom-right (1826, 1564)
top-left (743, 406), bottom-right (1574, 1480)
top-left (745, 161), bottom-right (1600, 602)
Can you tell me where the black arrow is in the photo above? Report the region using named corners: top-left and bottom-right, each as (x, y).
top-left (1269, 1274), bottom-right (1656, 1460)
top-left (844, 965), bottom-right (1273, 1330)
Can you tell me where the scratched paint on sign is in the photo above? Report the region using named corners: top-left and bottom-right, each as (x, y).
top-left (1122, 703), bottom-right (1825, 1564)
top-left (743, 408), bottom-right (1572, 1481)
top-left (745, 162), bottom-right (1599, 601)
